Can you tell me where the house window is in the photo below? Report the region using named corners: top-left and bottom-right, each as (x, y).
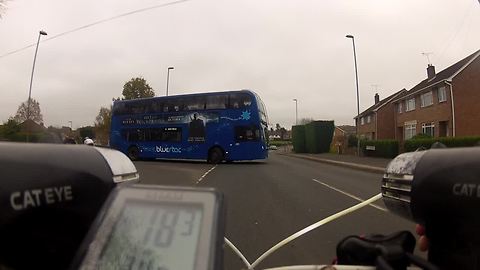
top-left (406, 98), bottom-right (415, 111)
top-left (367, 115), bottom-right (371, 124)
top-left (420, 91), bottom-right (433, 107)
top-left (361, 117), bottom-right (365, 125)
top-left (404, 123), bottom-right (416, 140)
top-left (438, 86), bottom-right (447, 102)
top-left (397, 102), bottom-right (403, 113)
top-left (422, 122), bottom-right (435, 137)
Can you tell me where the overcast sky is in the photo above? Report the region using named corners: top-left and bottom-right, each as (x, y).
top-left (0, 0), bottom-right (479, 129)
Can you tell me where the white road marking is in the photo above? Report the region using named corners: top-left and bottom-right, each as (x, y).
top-left (312, 178), bottom-right (387, 212)
top-left (196, 165), bottom-right (218, 184)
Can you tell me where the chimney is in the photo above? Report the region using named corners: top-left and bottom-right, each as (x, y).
top-left (427, 64), bottom-right (436, 80)
top-left (374, 93), bottom-right (380, 104)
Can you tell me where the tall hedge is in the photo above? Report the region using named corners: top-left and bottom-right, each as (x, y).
top-left (404, 136), bottom-right (480, 152)
top-left (292, 125), bottom-right (306, 153)
top-left (305, 121), bottom-right (334, 153)
top-left (360, 140), bottom-right (399, 158)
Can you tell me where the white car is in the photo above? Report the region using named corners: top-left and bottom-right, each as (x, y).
top-left (268, 145), bottom-right (278, 150)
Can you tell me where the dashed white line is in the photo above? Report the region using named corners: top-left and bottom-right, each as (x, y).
top-left (312, 178), bottom-right (387, 212)
top-left (196, 165), bottom-right (218, 184)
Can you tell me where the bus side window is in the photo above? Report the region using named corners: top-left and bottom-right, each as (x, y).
top-left (162, 127), bottom-right (182, 142)
top-left (124, 129), bottom-right (145, 142)
top-left (186, 97), bottom-right (206, 110)
top-left (206, 95), bottom-right (227, 109)
top-left (147, 100), bottom-right (163, 113)
top-left (235, 125), bottom-right (260, 141)
top-left (113, 103), bottom-right (126, 115)
top-left (229, 93), bottom-right (252, 108)
top-left (132, 101), bottom-right (147, 114)
top-left (150, 128), bottom-right (163, 141)
top-left (163, 103), bottom-right (170, 112)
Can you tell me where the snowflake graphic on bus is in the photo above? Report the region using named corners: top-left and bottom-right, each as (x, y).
top-left (110, 90), bottom-right (268, 162)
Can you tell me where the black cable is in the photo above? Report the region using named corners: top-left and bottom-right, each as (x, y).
top-left (405, 252), bottom-right (440, 270)
top-left (375, 256), bottom-right (395, 270)
top-left (0, 0), bottom-right (193, 59)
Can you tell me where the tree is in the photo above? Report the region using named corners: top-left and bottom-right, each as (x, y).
top-left (279, 127), bottom-right (287, 140)
top-left (0, 118), bottom-right (20, 140)
top-left (0, 0), bottom-right (8, 18)
top-left (94, 106), bottom-right (112, 145)
top-left (300, 118), bottom-right (314, 125)
top-left (275, 123), bottom-right (281, 131)
top-left (14, 98), bottom-right (43, 124)
top-left (122, 77), bottom-right (155, 100)
top-left (78, 126), bottom-right (95, 139)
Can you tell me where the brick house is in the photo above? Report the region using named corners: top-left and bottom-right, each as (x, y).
top-left (354, 89), bottom-right (407, 140)
top-left (331, 125), bottom-right (356, 154)
top-left (392, 50), bottom-right (480, 140)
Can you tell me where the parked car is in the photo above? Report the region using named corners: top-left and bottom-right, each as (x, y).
top-left (268, 145), bottom-right (278, 150)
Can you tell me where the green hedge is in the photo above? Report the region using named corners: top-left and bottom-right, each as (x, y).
top-left (404, 136), bottom-right (480, 152)
top-left (269, 140), bottom-right (291, 147)
top-left (305, 121), bottom-right (334, 153)
top-left (292, 125), bottom-right (306, 153)
top-left (360, 140), bottom-right (399, 158)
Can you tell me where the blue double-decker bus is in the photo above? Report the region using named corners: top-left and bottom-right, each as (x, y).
top-left (110, 90), bottom-right (269, 163)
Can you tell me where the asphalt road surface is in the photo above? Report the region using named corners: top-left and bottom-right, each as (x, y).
top-left (135, 152), bottom-right (416, 270)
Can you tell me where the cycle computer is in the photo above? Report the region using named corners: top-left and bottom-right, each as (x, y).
top-left (71, 185), bottom-right (225, 270)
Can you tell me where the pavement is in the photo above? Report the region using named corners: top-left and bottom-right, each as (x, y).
top-left (134, 151), bottom-right (415, 269)
top-left (278, 151), bottom-right (392, 174)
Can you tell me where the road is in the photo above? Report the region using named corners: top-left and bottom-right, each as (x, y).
top-left (135, 151), bottom-right (415, 269)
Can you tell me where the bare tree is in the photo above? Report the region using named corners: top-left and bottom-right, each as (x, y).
top-left (299, 118), bottom-right (314, 125)
top-left (0, 0), bottom-right (9, 18)
top-left (14, 98), bottom-right (43, 124)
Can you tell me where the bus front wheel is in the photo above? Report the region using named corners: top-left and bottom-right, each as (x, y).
top-left (208, 147), bottom-right (224, 164)
top-left (127, 146), bottom-right (140, 161)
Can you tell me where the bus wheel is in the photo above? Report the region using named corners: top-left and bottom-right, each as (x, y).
top-left (127, 146), bottom-right (140, 161)
top-left (208, 147), bottom-right (224, 164)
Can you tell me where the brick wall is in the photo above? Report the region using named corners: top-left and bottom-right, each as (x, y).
top-left (357, 113), bottom-right (375, 139)
top-left (376, 102), bottom-right (396, 139)
top-left (395, 85), bottom-right (453, 139)
top-left (452, 56), bottom-right (480, 136)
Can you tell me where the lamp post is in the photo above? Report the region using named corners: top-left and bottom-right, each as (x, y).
top-left (166, 66), bottom-right (174, 96)
top-left (346, 34), bottom-right (361, 156)
top-left (26, 30), bottom-right (47, 142)
top-left (293, 99), bottom-right (298, 125)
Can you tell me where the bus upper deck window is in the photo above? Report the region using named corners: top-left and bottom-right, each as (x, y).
top-left (229, 93), bottom-right (252, 108)
top-left (147, 101), bottom-right (163, 113)
top-left (113, 103), bottom-right (126, 115)
top-left (206, 95), bottom-right (228, 109)
top-left (186, 97), bottom-right (206, 110)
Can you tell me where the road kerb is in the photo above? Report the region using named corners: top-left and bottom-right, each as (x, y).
top-left (280, 153), bottom-right (386, 174)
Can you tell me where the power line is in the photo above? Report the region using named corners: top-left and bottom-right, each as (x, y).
top-left (435, 0), bottom-right (475, 65)
top-left (0, 0), bottom-right (193, 59)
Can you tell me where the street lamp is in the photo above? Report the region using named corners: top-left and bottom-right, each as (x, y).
top-left (346, 34), bottom-right (361, 156)
top-left (293, 99), bottom-right (298, 125)
top-left (26, 30), bottom-right (47, 142)
top-left (166, 66), bottom-right (174, 96)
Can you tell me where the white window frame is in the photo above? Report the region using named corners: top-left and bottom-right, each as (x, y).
top-left (404, 121), bottom-right (417, 140)
top-left (422, 122), bottom-right (435, 137)
top-left (367, 115), bottom-right (371, 124)
top-left (361, 117), bottom-right (365, 125)
top-left (420, 91), bottom-right (433, 108)
top-left (438, 86), bottom-right (447, 103)
top-left (406, 98), bottom-right (416, 112)
top-left (397, 102), bottom-right (403, 113)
